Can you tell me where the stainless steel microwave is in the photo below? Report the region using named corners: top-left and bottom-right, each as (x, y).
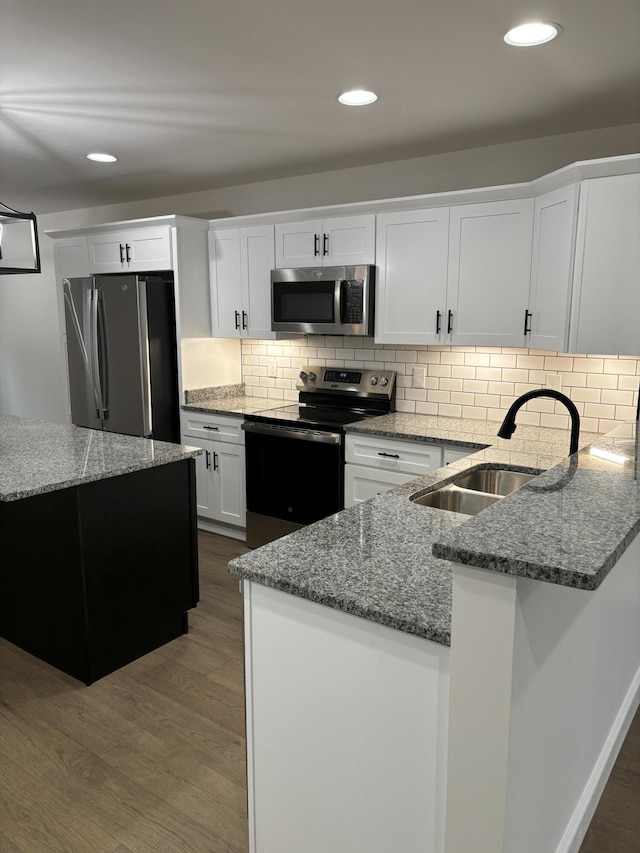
top-left (271, 265), bottom-right (375, 336)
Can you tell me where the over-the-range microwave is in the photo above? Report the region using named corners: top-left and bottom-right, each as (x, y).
top-left (270, 265), bottom-right (375, 336)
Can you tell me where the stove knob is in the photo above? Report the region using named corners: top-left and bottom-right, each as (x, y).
top-left (370, 376), bottom-right (378, 385)
top-left (308, 371), bottom-right (317, 381)
top-left (299, 371), bottom-right (308, 381)
top-left (379, 377), bottom-right (389, 387)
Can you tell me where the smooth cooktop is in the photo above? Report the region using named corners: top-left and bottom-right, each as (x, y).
top-left (244, 404), bottom-right (381, 431)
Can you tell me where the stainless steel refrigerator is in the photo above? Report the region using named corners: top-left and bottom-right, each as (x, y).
top-left (63, 273), bottom-right (180, 443)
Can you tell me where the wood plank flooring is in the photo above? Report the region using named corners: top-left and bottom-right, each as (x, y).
top-left (0, 529), bottom-right (637, 852)
top-left (0, 531), bottom-right (250, 853)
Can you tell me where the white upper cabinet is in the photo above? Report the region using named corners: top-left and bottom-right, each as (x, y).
top-left (210, 224), bottom-right (276, 339)
top-left (375, 208), bottom-right (449, 345)
top-left (526, 184), bottom-right (579, 352)
top-left (569, 173), bottom-right (640, 356)
top-left (275, 214), bottom-right (375, 267)
top-left (446, 199), bottom-right (534, 347)
top-left (374, 200), bottom-right (534, 347)
top-left (54, 236), bottom-right (90, 280)
top-left (87, 227), bottom-right (172, 273)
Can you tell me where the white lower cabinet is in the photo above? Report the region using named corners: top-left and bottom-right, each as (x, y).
top-left (345, 434), bottom-right (473, 508)
top-left (345, 464), bottom-right (416, 506)
top-left (181, 412), bottom-right (246, 530)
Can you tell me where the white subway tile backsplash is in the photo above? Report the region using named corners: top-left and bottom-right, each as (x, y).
top-left (587, 373), bottom-right (619, 390)
top-left (605, 358), bottom-right (637, 375)
top-left (241, 338), bottom-right (640, 437)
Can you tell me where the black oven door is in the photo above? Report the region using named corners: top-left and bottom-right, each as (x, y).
top-left (244, 422), bottom-right (344, 545)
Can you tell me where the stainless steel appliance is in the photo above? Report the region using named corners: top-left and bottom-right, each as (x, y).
top-left (63, 273), bottom-right (179, 442)
top-left (271, 265), bottom-right (375, 335)
top-left (243, 365), bottom-right (396, 548)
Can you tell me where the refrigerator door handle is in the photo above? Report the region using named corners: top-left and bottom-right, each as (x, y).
top-left (63, 279), bottom-right (102, 417)
top-left (95, 288), bottom-right (110, 418)
top-left (90, 288), bottom-right (107, 420)
top-left (137, 278), bottom-right (153, 437)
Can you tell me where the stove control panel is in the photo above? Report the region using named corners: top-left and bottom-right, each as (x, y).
top-left (296, 365), bottom-right (396, 399)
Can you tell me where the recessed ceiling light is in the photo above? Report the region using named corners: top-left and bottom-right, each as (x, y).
top-left (503, 22), bottom-right (561, 46)
top-left (86, 152), bottom-right (118, 163)
top-left (338, 89), bottom-right (378, 106)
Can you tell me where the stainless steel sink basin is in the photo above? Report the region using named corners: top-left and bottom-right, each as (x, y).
top-left (410, 465), bottom-right (540, 515)
top-left (412, 486), bottom-right (501, 514)
top-left (451, 468), bottom-right (537, 496)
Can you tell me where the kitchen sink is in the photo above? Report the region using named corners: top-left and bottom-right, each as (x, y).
top-left (411, 465), bottom-right (540, 516)
top-left (412, 486), bottom-right (501, 514)
top-left (450, 467), bottom-right (537, 496)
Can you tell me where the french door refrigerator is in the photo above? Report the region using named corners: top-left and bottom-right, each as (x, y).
top-left (63, 273), bottom-right (180, 442)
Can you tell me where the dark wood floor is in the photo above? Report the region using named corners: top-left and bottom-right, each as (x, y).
top-left (0, 530), bottom-right (637, 851)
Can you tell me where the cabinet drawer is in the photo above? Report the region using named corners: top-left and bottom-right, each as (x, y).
top-left (345, 434), bottom-right (442, 476)
top-left (180, 411), bottom-right (244, 444)
top-left (344, 464), bottom-right (417, 508)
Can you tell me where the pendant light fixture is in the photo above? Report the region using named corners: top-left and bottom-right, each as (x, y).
top-left (0, 201), bottom-right (41, 274)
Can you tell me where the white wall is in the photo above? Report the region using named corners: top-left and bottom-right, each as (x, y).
top-left (1, 122), bottom-right (638, 421)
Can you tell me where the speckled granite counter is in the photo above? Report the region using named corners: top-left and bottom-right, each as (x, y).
top-left (182, 384), bottom-right (286, 416)
top-left (430, 422), bottom-right (639, 591)
top-left (0, 415), bottom-right (201, 501)
top-left (228, 411), bottom-right (638, 645)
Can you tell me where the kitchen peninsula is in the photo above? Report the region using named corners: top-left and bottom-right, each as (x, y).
top-left (229, 416), bottom-right (640, 853)
top-left (0, 415), bottom-right (201, 685)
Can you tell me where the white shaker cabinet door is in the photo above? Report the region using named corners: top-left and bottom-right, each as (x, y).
top-left (570, 174), bottom-right (640, 356)
top-left (210, 228), bottom-right (243, 338)
top-left (446, 199), bottom-right (534, 347)
top-left (213, 441), bottom-right (246, 527)
top-left (275, 215), bottom-right (375, 267)
top-left (527, 184), bottom-right (579, 352)
top-left (241, 225), bottom-right (276, 340)
top-left (88, 227), bottom-right (171, 273)
top-left (322, 214), bottom-right (376, 266)
top-left (375, 208), bottom-right (449, 345)
top-left (188, 437), bottom-right (215, 519)
top-left (274, 220), bottom-right (323, 267)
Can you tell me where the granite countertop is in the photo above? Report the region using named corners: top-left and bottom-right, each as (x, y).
top-left (181, 384), bottom-right (286, 416)
top-left (182, 395), bottom-right (286, 416)
top-left (0, 415), bottom-right (202, 501)
top-left (230, 413), bottom-right (639, 647)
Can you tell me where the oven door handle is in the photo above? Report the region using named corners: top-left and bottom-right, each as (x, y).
top-left (242, 421), bottom-right (342, 445)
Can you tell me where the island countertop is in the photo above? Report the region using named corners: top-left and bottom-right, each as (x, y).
top-left (0, 415), bottom-right (202, 501)
top-left (229, 415), bottom-right (639, 646)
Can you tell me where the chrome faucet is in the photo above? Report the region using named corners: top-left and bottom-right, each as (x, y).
top-left (497, 389), bottom-right (581, 456)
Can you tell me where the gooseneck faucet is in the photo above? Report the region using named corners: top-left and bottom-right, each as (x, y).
top-left (497, 389), bottom-right (581, 456)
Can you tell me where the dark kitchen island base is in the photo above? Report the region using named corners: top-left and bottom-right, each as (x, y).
top-left (0, 458), bottom-right (199, 685)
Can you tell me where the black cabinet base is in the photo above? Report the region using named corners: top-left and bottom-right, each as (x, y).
top-left (0, 459), bottom-right (199, 685)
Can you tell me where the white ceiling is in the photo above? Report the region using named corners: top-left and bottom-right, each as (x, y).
top-left (2, 0), bottom-right (639, 214)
